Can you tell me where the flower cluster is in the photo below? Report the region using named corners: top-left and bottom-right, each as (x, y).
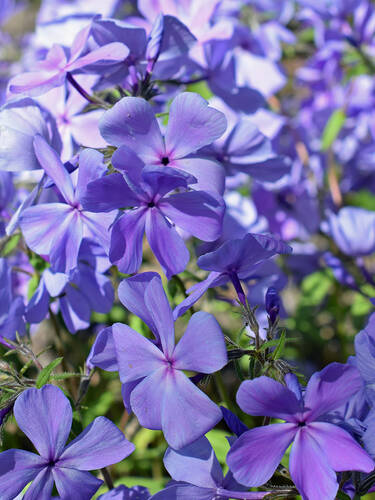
top-left (1, 0), bottom-right (375, 499)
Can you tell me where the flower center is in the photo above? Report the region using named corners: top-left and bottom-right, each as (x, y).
top-left (161, 156), bottom-right (170, 166)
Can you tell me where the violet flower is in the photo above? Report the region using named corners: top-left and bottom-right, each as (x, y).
top-left (91, 272), bottom-right (228, 449)
top-left (0, 384), bottom-right (135, 500)
top-left (82, 145), bottom-right (224, 279)
top-left (8, 23), bottom-right (129, 97)
top-left (98, 92), bottom-right (227, 193)
top-left (151, 436), bottom-right (269, 499)
top-left (19, 136), bottom-right (116, 273)
top-left (227, 365), bottom-right (374, 500)
top-left (98, 485), bottom-right (150, 499)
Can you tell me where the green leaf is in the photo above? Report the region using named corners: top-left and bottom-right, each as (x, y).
top-left (1, 234), bottom-right (20, 256)
top-left (272, 330), bottom-right (287, 360)
top-left (36, 357), bottom-right (63, 388)
top-left (336, 492), bottom-right (352, 500)
top-left (27, 274), bottom-right (40, 300)
top-left (186, 81), bottom-right (213, 100)
top-left (301, 271), bottom-right (333, 306)
top-left (321, 109), bottom-right (346, 150)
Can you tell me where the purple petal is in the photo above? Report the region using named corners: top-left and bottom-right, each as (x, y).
top-left (109, 208), bottom-right (146, 274)
top-left (289, 428), bottom-right (338, 500)
top-left (236, 376), bottom-right (301, 422)
top-left (52, 467), bottom-right (102, 500)
top-left (117, 272), bottom-right (161, 335)
top-left (141, 165), bottom-right (196, 199)
top-left (82, 173), bottom-right (140, 212)
top-left (151, 484), bottom-right (214, 500)
top-left (75, 148), bottom-right (106, 201)
top-left (145, 207), bottom-right (189, 279)
top-left (19, 203), bottom-right (73, 256)
top-left (113, 322), bottom-right (166, 383)
top-left (0, 449), bottom-right (44, 500)
top-left (307, 422), bottom-right (374, 472)
top-left (67, 42), bottom-right (129, 71)
top-left (69, 24), bottom-right (92, 62)
top-left (58, 416), bottom-right (134, 469)
top-left (49, 210), bottom-right (83, 273)
top-left (165, 93), bottom-right (227, 158)
top-left (33, 135), bottom-right (75, 204)
top-left (221, 407), bottom-right (248, 437)
top-left (173, 157), bottom-right (225, 194)
top-left (23, 467), bottom-right (55, 500)
top-left (8, 71), bottom-right (64, 97)
top-left (173, 311), bottom-right (227, 373)
top-left (304, 362), bottom-right (363, 422)
top-left (144, 276), bottom-right (175, 357)
top-left (99, 97), bottom-right (164, 162)
top-left (89, 327), bottom-right (118, 372)
top-left (227, 424), bottom-right (296, 486)
top-left (14, 385), bottom-right (72, 461)
top-left (25, 280), bottom-right (49, 324)
top-left (161, 369), bottom-right (222, 449)
top-left (43, 269), bottom-right (69, 296)
top-left (60, 287), bottom-right (91, 333)
top-left (163, 436), bottom-right (223, 488)
top-left (160, 190), bottom-right (224, 242)
top-left (130, 367), bottom-right (166, 429)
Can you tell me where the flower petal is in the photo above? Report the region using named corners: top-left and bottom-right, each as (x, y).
top-left (14, 385), bottom-right (72, 461)
top-left (307, 422), bottom-right (374, 472)
top-left (173, 311), bottom-right (227, 373)
top-left (58, 416), bottom-right (134, 469)
top-left (23, 467), bottom-right (55, 500)
top-left (165, 93), bottom-right (227, 158)
top-left (236, 377), bottom-right (301, 422)
top-left (33, 135), bottom-right (75, 204)
top-left (53, 467), bottom-right (102, 500)
top-left (145, 207), bottom-right (189, 279)
top-left (89, 327), bottom-right (118, 372)
top-left (173, 157), bottom-right (225, 194)
top-left (130, 367), bottom-right (167, 429)
top-left (81, 173), bottom-right (140, 212)
top-left (161, 369), bottom-right (222, 449)
top-left (289, 427), bottom-right (338, 500)
top-left (0, 449), bottom-right (44, 500)
top-left (227, 424), bottom-right (296, 487)
top-left (75, 148), bottom-right (106, 201)
top-left (113, 322), bottom-right (166, 383)
top-left (49, 209), bottom-right (83, 273)
top-left (99, 97), bottom-right (164, 163)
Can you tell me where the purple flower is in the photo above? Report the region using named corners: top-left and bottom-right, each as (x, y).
top-left (227, 364), bottom-right (374, 500)
top-left (98, 92), bottom-right (227, 193)
top-left (174, 233), bottom-right (291, 318)
top-left (98, 484), bottom-right (150, 499)
top-left (0, 384), bottom-right (135, 500)
top-left (8, 23), bottom-right (129, 97)
top-left (82, 146), bottom-right (224, 279)
top-left (91, 272), bottom-right (228, 449)
top-left (151, 436), bottom-right (268, 499)
top-left (0, 258), bottom-right (25, 341)
top-left (19, 137), bottom-right (116, 273)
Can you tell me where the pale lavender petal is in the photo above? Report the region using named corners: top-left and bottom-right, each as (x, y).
top-left (306, 422), bottom-right (374, 472)
top-left (8, 71), bottom-right (64, 97)
top-left (68, 43), bottom-right (129, 71)
top-left (23, 467), bottom-right (55, 500)
top-left (145, 207), bottom-right (189, 279)
top-left (43, 269), bottom-right (69, 296)
top-left (173, 157), bottom-right (225, 194)
top-left (165, 93), bottom-right (227, 158)
top-left (14, 385), bottom-right (72, 461)
top-left (60, 287), bottom-right (91, 333)
top-left (117, 272), bottom-right (161, 335)
top-left (130, 367), bottom-right (166, 429)
top-left (81, 211), bottom-right (115, 252)
top-left (173, 311), bottom-right (227, 373)
top-left (289, 428), bottom-right (338, 500)
top-left (110, 208), bottom-right (147, 274)
top-left (53, 467), bottom-right (102, 500)
top-left (99, 97), bottom-right (164, 162)
top-left (19, 203), bottom-right (73, 256)
top-left (81, 173), bottom-right (139, 212)
top-left (0, 449), bottom-right (44, 500)
top-left (113, 322), bottom-right (166, 383)
top-left (236, 377), bottom-right (301, 422)
top-left (161, 369), bottom-right (222, 449)
top-left (69, 24), bottom-right (92, 62)
top-left (164, 436), bottom-right (223, 488)
top-left (159, 190), bottom-right (224, 241)
top-left (33, 135), bottom-right (75, 204)
top-left (304, 363), bottom-right (363, 422)
top-left (59, 416), bottom-right (134, 469)
top-left (144, 276), bottom-right (175, 357)
top-left (227, 424), bottom-right (296, 486)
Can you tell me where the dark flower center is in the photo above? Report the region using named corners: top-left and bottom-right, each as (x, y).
top-left (148, 201), bottom-right (155, 208)
top-left (298, 421), bottom-right (306, 427)
top-left (161, 156), bottom-right (170, 165)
